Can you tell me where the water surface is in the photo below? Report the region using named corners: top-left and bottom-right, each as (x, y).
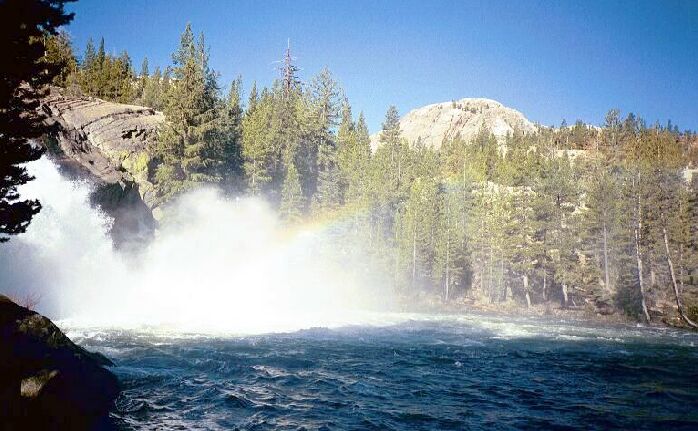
top-left (70, 314), bottom-right (698, 430)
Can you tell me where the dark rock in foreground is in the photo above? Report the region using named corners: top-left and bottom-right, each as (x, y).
top-left (0, 295), bottom-right (120, 430)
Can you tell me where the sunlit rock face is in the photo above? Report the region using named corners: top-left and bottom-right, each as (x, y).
top-left (42, 88), bottom-right (163, 209)
top-left (371, 98), bottom-right (537, 150)
top-left (41, 89), bottom-right (161, 246)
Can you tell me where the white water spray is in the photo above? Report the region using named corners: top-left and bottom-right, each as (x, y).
top-left (0, 158), bottom-right (393, 334)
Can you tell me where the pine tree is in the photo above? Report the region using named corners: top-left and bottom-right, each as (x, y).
top-left (350, 112), bottom-right (372, 200)
top-left (434, 182), bottom-right (468, 301)
top-left (281, 39), bottom-right (301, 98)
top-left (0, 0), bottom-right (74, 243)
top-left (76, 36), bottom-right (136, 103)
top-left (620, 116), bottom-right (655, 321)
top-left (309, 68), bottom-right (341, 211)
top-left (247, 81), bottom-right (258, 114)
top-left (155, 24), bottom-right (222, 199)
top-left (280, 161), bottom-right (304, 223)
top-left (83, 38), bottom-right (97, 70)
top-left (583, 156), bottom-right (623, 306)
top-left (242, 90), bottom-right (275, 194)
top-left (94, 37), bottom-right (106, 97)
top-left (135, 57), bottom-right (149, 101)
top-left (336, 98), bottom-right (355, 201)
top-left (80, 38), bottom-right (98, 95)
top-left (141, 66), bottom-right (165, 110)
top-left (399, 177), bottom-right (441, 291)
top-left (533, 155), bottom-right (580, 307)
top-left (43, 31), bottom-right (78, 88)
top-left (218, 76), bottom-right (244, 190)
top-left (278, 73), bottom-right (309, 201)
top-left (113, 51), bottom-right (134, 103)
top-left (97, 37), bottom-right (106, 67)
top-left (371, 106), bottom-right (411, 205)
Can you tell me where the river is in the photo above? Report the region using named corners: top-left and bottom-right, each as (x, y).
top-left (68, 313), bottom-right (698, 430)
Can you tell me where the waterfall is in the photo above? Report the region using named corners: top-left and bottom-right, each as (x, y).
top-left (0, 157), bottom-right (389, 334)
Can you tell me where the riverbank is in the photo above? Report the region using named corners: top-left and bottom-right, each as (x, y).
top-left (394, 292), bottom-right (698, 331)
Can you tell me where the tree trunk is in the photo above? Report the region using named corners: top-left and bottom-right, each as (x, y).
top-left (635, 228), bottom-right (650, 322)
top-left (394, 227), bottom-right (400, 291)
top-left (523, 274), bottom-right (531, 308)
top-left (488, 247), bottom-right (494, 303)
top-left (542, 233), bottom-right (548, 301)
top-left (498, 256), bottom-right (504, 302)
top-left (561, 284), bottom-right (569, 308)
top-left (663, 225), bottom-right (698, 328)
top-left (411, 226), bottom-right (417, 289)
top-left (603, 219), bottom-right (610, 291)
top-left (445, 233), bottom-right (450, 302)
top-left (635, 172), bottom-right (651, 323)
top-left (542, 266), bottom-right (547, 301)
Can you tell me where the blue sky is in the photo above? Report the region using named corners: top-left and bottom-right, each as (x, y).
top-left (65, 0), bottom-right (698, 132)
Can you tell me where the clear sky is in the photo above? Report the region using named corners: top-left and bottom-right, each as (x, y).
top-left (64, 0), bottom-right (698, 132)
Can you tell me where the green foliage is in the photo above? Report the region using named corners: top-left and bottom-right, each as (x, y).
top-left (217, 76), bottom-right (244, 190)
top-left (309, 68), bottom-right (341, 211)
top-left (0, 0), bottom-right (73, 243)
top-left (77, 37), bottom-right (135, 103)
top-left (43, 31), bottom-right (78, 88)
top-left (155, 23), bottom-right (223, 198)
top-left (337, 107), bottom-right (371, 205)
top-left (242, 90), bottom-right (275, 194)
top-left (280, 162), bottom-right (304, 223)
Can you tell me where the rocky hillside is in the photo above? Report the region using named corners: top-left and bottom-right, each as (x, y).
top-left (371, 98), bottom-right (536, 150)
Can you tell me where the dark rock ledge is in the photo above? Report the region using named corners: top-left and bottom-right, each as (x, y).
top-left (0, 295), bottom-right (120, 430)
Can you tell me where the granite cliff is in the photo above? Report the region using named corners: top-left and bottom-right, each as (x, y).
top-left (41, 89), bottom-right (163, 246)
top-left (371, 98), bottom-right (536, 150)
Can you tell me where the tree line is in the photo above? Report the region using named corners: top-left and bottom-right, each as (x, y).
top-left (44, 25), bottom-right (698, 323)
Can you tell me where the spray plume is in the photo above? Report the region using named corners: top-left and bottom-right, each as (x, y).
top-left (0, 158), bottom-right (393, 334)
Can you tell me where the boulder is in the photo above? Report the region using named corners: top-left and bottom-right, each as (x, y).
top-left (0, 295), bottom-right (120, 430)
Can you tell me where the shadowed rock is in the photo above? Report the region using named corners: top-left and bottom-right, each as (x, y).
top-left (0, 295), bottom-right (120, 430)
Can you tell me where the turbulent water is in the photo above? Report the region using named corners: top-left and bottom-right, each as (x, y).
top-left (67, 315), bottom-right (698, 431)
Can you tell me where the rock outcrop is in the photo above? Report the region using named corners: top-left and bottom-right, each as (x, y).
top-left (42, 89), bottom-right (162, 247)
top-left (371, 98), bottom-right (536, 150)
top-left (0, 295), bottom-right (120, 429)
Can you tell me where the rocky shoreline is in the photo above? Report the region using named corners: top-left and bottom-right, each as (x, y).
top-left (0, 295), bottom-right (120, 430)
